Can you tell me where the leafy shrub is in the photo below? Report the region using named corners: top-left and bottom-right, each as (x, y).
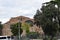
top-left (26, 32), bottom-right (40, 39)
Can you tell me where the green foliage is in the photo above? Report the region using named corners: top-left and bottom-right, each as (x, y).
top-left (20, 28), bottom-right (23, 35)
top-left (27, 32), bottom-right (40, 39)
top-left (25, 20), bottom-right (33, 26)
top-left (10, 23), bottom-right (18, 36)
top-left (10, 23), bottom-right (23, 36)
top-left (34, 10), bottom-right (42, 27)
top-left (21, 23), bottom-right (30, 33)
top-left (11, 23), bottom-right (30, 36)
top-left (0, 22), bottom-right (3, 35)
top-left (34, 0), bottom-right (60, 40)
top-left (53, 0), bottom-right (60, 3)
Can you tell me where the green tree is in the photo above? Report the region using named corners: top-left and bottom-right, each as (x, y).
top-left (34, 1), bottom-right (60, 40)
top-left (52, 0), bottom-right (60, 33)
top-left (0, 22), bottom-right (3, 35)
top-left (21, 23), bottom-right (30, 34)
top-left (34, 10), bottom-right (42, 27)
top-left (10, 23), bottom-right (30, 36)
top-left (10, 23), bottom-right (23, 36)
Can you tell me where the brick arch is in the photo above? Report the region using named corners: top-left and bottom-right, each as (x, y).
top-left (25, 20), bottom-right (34, 26)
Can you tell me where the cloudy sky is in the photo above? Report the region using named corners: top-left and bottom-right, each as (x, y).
top-left (0, 0), bottom-right (50, 23)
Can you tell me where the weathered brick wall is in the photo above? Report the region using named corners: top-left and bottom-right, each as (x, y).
top-left (2, 16), bottom-right (43, 36)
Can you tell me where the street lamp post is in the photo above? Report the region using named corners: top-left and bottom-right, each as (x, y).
top-left (18, 17), bottom-right (22, 40)
top-left (18, 22), bottom-right (20, 40)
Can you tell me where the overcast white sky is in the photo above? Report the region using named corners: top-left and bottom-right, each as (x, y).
top-left (0, 0), bottom-right (50, 23)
